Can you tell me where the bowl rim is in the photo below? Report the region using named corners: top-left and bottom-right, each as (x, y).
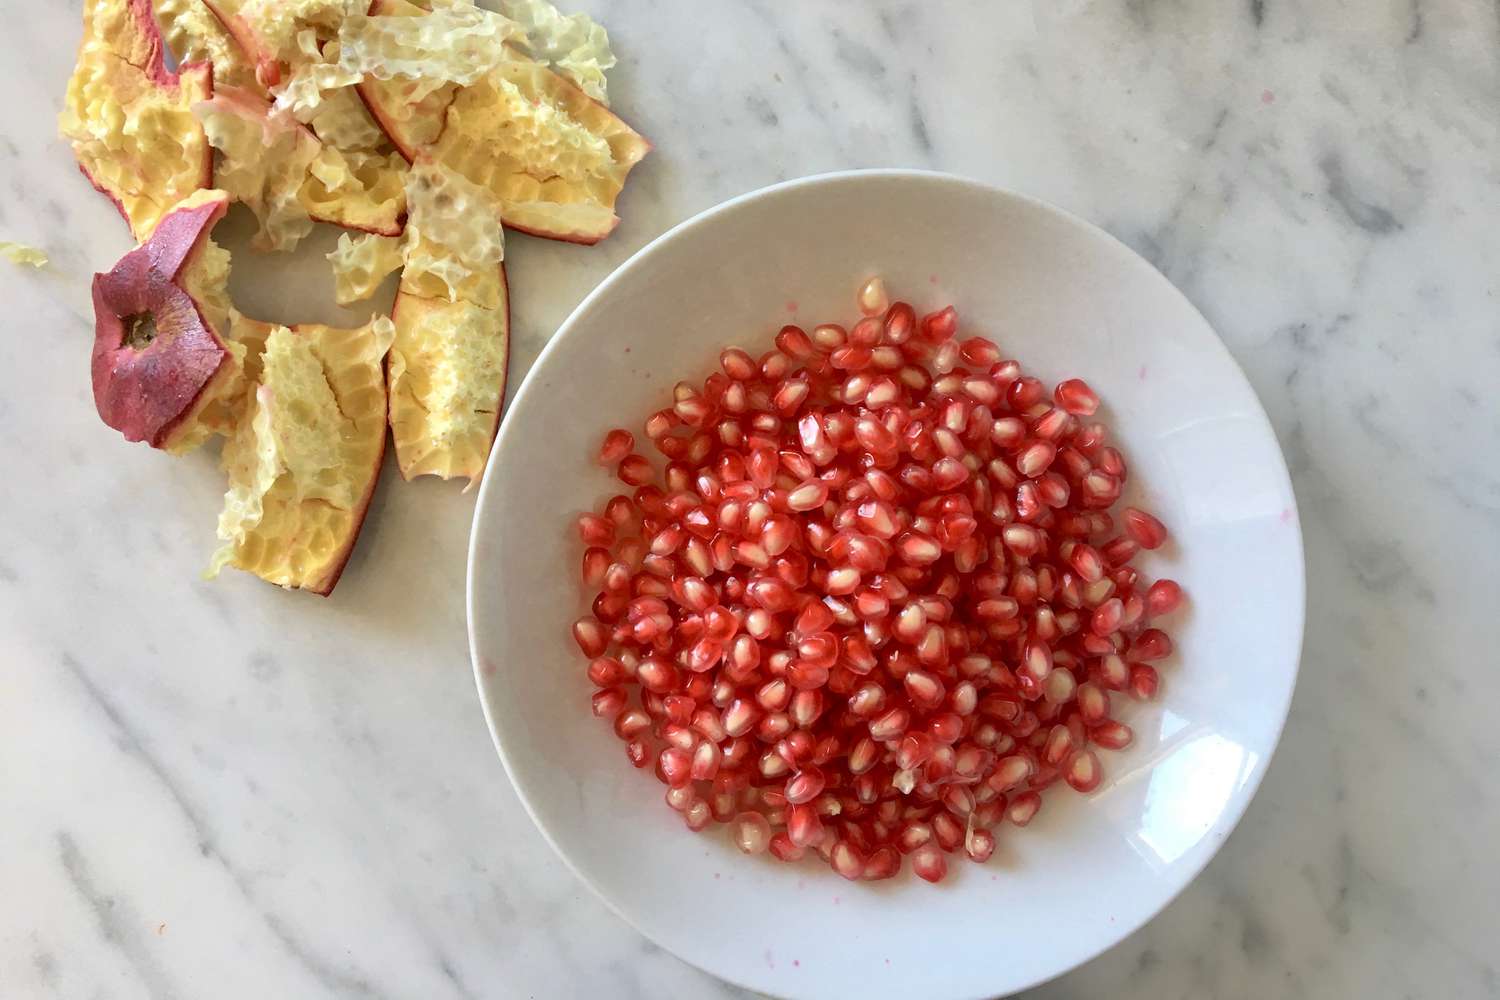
top-left (466, 168), bottom-right (1306, 998)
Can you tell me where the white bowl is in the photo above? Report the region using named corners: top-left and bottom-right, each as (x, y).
top-left (467, 171), bottom-right (1303, 999)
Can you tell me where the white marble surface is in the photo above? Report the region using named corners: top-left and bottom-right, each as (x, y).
top-left (2, 0), bottom-right (1497, 997)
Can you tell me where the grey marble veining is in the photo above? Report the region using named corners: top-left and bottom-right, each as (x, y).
top-left (2, 0), bottom-right (1497, 997)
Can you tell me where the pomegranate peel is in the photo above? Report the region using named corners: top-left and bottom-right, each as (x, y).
top-left (210, 313), bottom-right (393, 594)
top-left (387, 280), bottom-right (511, 485)
top-left (195, 85), bottom-right (405, 250)
top-left (353, 0), bottom-right (649, 244)
top-left (59, 0), bottom-right (214, 239)
top-left (90, 189), bottom-right (246, 453)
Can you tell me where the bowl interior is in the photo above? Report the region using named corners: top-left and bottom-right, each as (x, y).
top-left (468, 172), bottom-right (1303, 1000)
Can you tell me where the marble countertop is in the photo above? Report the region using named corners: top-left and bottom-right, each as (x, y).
top-left (4, 1), bottom-right (1498, 997)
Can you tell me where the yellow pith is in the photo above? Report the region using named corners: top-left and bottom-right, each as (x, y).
top-left (211, 315), bottom-right (393, 592)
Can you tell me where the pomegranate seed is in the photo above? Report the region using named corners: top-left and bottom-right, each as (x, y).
top-left (787, 803), bottom-right (825, 847)
top-left (576, 514), bottom-right (614, 547)
top-left (598, 429), bottom-right (635, 464)
top-left (572, 618), bottom-right (609, 657)
top-left (1091, 720), bottom-right (1134, 750)
top-left (591, 687), bottom-right (626, 718)
top-left (768, 832), bottom-right (805, 862)
top-left (723, 698), bottom-right (760, 737)
top-left (911, 844), bottom-right (948, 884)
top-left (862, 846), bottom-right (901, 880)
top-left (683, 799), bottom-right (712, 830)
top-left (1146, 579), bottom-right (1183, 617)
top-left (1091, 597), bottom-right (1124, 635)
top-left (869, 707), bottom-right (911, 741)
top-left (965, 826), bottom-right (996, 863)
top-left (617, 454), bottom-right (653, 486)
top-left (858, 277), bottom-right (889, 316)
top-left (1007, 792), bottom-right (1041, 826)
top-left (1132, 628), bottom-right (1173, 660)
top-left (731, 811), bottom-right (771, 854)
top-left (1054, 379), bottom-right (1099, 416)
top-left (832, 840), bottom-right (867, 880)
top-left (1016, 441), bottom-right (1057, 478)
top-left (1129, 663), bottom-right (1160, 700)
top-left (624, 738), bottom-right (649, 767)
top-left (656, 747), bottom-right (693, 788)
top-left (1122, 507), bottom-right (1168, 549)
top-left (920, 307), bottom-right (958, 343)
top-left (1065, 749), bottom-right (1103, 793)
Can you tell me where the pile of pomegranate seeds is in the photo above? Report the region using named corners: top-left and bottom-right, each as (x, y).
top-left (570, 279), bottom-right (1184, 883)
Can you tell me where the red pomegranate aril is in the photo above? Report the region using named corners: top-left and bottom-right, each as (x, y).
top-left (1122, 507), bottom-right (1168, 549)
top-left (1007, 791), bottom-right (1042, 826)
top-left (572, 618), bottom-right (609, 657)
top-left (857, 276), bottom-right (889, 316)
top-left (790, 688), bottom-right (824, 727)
top-left (965, 826), bottom-right (996, 863)
top-left (598, 429), bottom-right (635, 465)
top-left (581, 547), bottom-right (611, 589)
top-left (1065, 749), bottom-right (1103, 793)
top-left (1101, 535), bottom-right (1139, 567)
top-left (1132, 628), bottom-right (1173, 660)
top-left (787, 803), bottom-right (825, 847)
top-left (811, 323), bottom-right (847, 352)
top-left (617, 454), bottom-right (654, 486)
top-left (785, 765), bottom-right (827, 805)
top-left (1076, 682), bottom-right (1109, 723)
top-left (613, 707), bottom-right (651, 740)
top-left (587, 656), bottom-right (630, 687)
top-left (723, 811), bottom-right (770, 855)
top-left (591, 687), bottom-right (626, 718)
top-left (1042, 724), bottom-right (1075, 766)
top-left (861, 846), bottom-right (900, 880)
top-left (869, 707), bottom-right (911, 741)
top-left (775, 324), bottom-right (815, 358)
top-left (910, 843), bottom-right (948, 883)
top-left (1091, 720), bottom-right (1134, 750)
top-left (1016, 441), bottom-right (1057, 478)
top-left (931, 811), bottom-right (964, 851)
top-left (683, 799), bottom-right (712, 830)
top-left (576, 513), bottom-right (614, 547)
top-left (625, 739), bottom-right (649, 768)
top-left (1054, 378), bottom-right (1100, 416)
top-left (1020, 638), bottom-right (1053, 682)
top-left (1069, 543), bottom-right (1106, 583)
top-left (723, 698), bottom-right (760, 737)
top-left (768, 832), bottom-right (805, 862)
top-left (1146, 579), bottom-right (1183, 617)
top-left (656, 747), bottom-right (693, 788)
top-left (1091, 597), bottom-right (1124, 635)
top-left (1129, 663), bottom-right (1160, 700)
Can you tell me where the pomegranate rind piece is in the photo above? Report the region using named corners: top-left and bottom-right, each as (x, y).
top-left (59, 0), bottom-right (215, 239)
top-left (350, 0), bottom-right (479, 160)
top-left (210, 313), bottom-right (394, 594)
top-left (153, 0), bottom-right (263, 92)
top-left (199, 0), bottom-right (392, 151)
top-left (430, 56), bottom-right (649, 244)
top-left (338, 1), bottom-right (520, 84)
top-left (194, 85), bottom-right (406, 249)
top-left (400, 154), bottom-right (507, 307)
top-left (387, 272), bottom-right (511, 485)
top-left (90, 189), bottom-right (247, 453)
top-left (353, 0), bottom-right (648, 244)
top-left (494, 0), bottom-right (615, 105)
